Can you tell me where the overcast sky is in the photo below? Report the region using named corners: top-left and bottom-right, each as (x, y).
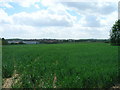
top-left (0, 0), bottom-right (118, 39)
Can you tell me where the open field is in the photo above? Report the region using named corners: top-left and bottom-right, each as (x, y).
top-left (2, 43), bottom-right (119, 88)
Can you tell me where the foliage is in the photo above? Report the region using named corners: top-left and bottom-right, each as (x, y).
top-left (110, 20), bottom-right (120, 45)
top-left (2, 43), bottom-right (118, 88)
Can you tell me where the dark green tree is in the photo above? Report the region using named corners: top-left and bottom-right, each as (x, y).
top-left (110, 20), bottom-right (120, 45)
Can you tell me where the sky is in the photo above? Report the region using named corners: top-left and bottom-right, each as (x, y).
top-left (0, 0), bottom-right (118, 39)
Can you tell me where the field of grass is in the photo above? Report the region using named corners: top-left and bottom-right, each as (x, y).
top-left (2, 43), bottom-right (119, 88)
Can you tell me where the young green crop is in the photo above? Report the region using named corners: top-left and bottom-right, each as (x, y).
top-left (2, 43), bottom-right (119, 88)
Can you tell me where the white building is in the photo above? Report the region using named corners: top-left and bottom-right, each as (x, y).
top-left (23, 41), bottom-right (39, 44)
top-left (7, 40), bottom-right (39, 44)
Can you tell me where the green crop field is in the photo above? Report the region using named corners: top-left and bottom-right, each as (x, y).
top-left (2, 43), bottom-right (119, 88)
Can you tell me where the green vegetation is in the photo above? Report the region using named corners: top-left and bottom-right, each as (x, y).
top-left (110, 20), bottom-right (120, 45)
top-left (2, 43), bottom-right (118, 88)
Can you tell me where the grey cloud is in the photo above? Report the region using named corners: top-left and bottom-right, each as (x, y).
top-left (62, 2), bottom-right (95, 10)
top-left (83, 15), bottom-right (101, 27)
top-left (28, 18), bottom-right (72, 27)
top-left (0, 19), bottom-right (10, 24)
top-left (99, 4), bottom-right (117, 15)
top-left (12, 13), bottom-right (73, 27)
top-left (62, 2), bottom-right (117, 15)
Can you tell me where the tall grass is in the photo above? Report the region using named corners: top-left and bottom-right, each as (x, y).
top-left (2, 43), bottom-right (118, 88)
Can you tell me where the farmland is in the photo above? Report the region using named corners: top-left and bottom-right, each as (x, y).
top-left (2, 43), bottom-right (119, 88)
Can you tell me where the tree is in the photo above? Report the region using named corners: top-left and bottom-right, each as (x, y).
top-left (110, 20), bottom-right (120, 45)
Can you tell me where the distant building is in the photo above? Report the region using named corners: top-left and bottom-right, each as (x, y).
top-left (23, 41), bottom-right (39, 44)
top-left (7, 40), bottom-right (39, 44)
top-left (8, 40), bottom-right (22, 44)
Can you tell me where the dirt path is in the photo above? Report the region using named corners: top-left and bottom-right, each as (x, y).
top-left (3, 73), bottom-right (19, 88)
top-left (111, 84), bottom-right (120, 88)
top-left (3, 78), bottom-right (13, 88)
top-left (53, 74), bottom-right (57, 88)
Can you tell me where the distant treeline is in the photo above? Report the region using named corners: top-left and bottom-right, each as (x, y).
top-left (2, 38), bottom-right (109, 45)
top-left (37, 39), bottom-right (109, 44)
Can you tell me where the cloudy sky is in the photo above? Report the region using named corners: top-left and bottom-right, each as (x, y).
top-left (0, 0), bottom-right (118, 39)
